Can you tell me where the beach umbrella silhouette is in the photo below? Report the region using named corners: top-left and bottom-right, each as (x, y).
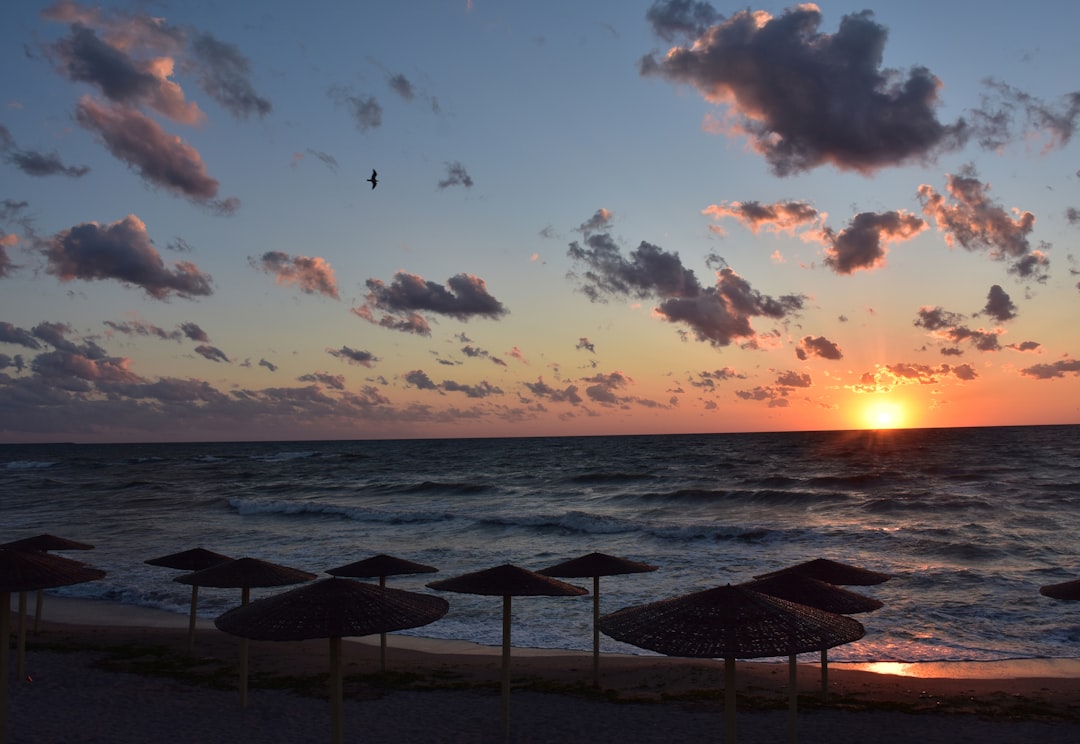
top-left (1039, 578), bottom-right (1080, 600)
top-left (0, 534), bottom-right (94, 636)
top-left (427, 564), bottom-right (588, 739)
top-left (598, 584), bottom-right (865, 744)
top-left (742, 573), bottom-right (883, 703)
top-left (175, 557), bottom-right (316, 706)
top-left (537, 551), bottom-right (657, 687)
top-left (754, 557), bottom-right (892, 586)
top-left (216, 577), bottom-right (448, 744)
top-left (145, 547), bottom-right (233, 655)
top-left (0, 549), bottom-right (105, 744)
top-left (326, 553), bottom-right (438, 671)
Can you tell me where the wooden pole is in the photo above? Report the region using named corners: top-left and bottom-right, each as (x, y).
top-left (32, 590), bottom-right (43, 635)
top-left (15, 594), bottom-right (26, 682)
top-left (724, 656), bottom-right (736, 744)
top-left (591, 575), bottom-right (600, 687)
top-left (187, 585), bottom-right (199, 656)
top-left (788, 654), bottom-right (798, 744)
top-left (379, 576), bottom-right (387, 672)
top-left (501, 595), bottom-right (512, 740)
top-left (330, 637), bottom-right (343, 744)
top-left (240, 587), bottom-right (250, 707)
top-left (2, 591), bottom-right (10, 744)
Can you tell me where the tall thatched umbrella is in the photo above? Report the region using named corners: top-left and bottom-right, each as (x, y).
top-left (754, 557), bottom-right (892, 586)
top-left (1040, 578), bottom-right (1080, 600)
top-left (0, 549), bottom-right (105, 744)
top-left (0, 534), bottom-right (94, 635)
top-left (599, 584), bottom-right (865, 744)
top-left (216, 577), bottom-right (448, 744)
top-left (742, 573), bottom-right (883, 705)
top-left (175, 557), bottom-right (316, 706)
top-left (537, 551), bottom-right (657, 687)
top-left (145, 547), bottom-right (233, 655)
top-left (427, 564), bottom-right (587, 739)
top-left (326, 554), bottom-right (438, 671)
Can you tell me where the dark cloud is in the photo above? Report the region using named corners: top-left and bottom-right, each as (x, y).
top-left (194, 344), bottom-right (229, 363)
top-left (796, 336), bottom-right (843, 361)
top-left (42, 214), bottom-right (214, 299)
top-left (885, 362), bottom-right (978, 383)
top-left (0, 322), bottom-right (42, 350)
top-left (576, 337), bottom-right (596, 353)
top-left (4, 148), bottom-right (89, 178)
top-left (568, 234), bottom-right (700, 301)
top-left (821, 211), bottom-right (926, 274)
top-left (258, 358), bottom-right (278, 373)
top-left (702, 200), bottom-right (818, 235)
top-left (577, 208), bottom-right (614, 235)
top-left (914, 306), bottom-right (1001, 353)
top-left (980, 285), bottom-right (1017, 322)
top-left (298, 371), bottom-right (345, 390)
top-left (180, 322), bottom-right (208, 342)
top-left (387, 73), bottom-right (415, 101)
top-left (441, 379), bottom-right (503, 398)
top-left (1007, 341), bottom-right (1040, 353)
top-left (327, 346), bottom-right (378, 368)
top-left (404, 369), bottom-right (438, 391)
top-left (75, 97), bottom-right (238, 213)
top-left (582, 371), bottom-right (633, 406)
top-left (31, 348), bottom-right (142, 389)
top-left (305, 148), bottom-right (338, 173)
top-left (251, 251), bottom-right (339, 299)
top-left (330, 89), bottom-right (382, 131)
top-left (972, 79), bottom-right (1080, 152)
top-left (775, 370), bottom-right (811, 388)
top-left (358, 271), bottom-right (508, 334)
top-left (641, 6), bottom-right (967, 175)
top-left (735, 385), bottom-right (790, 407)
top-left (523, 377), bottom-right (583, 405)
top-left (1067, 207), bottom-right (1080, 225)
top-left (645, 0), bottom-right (720, 42)
top-left (689, 367), bottom-right (744, 389)
top-left (1020, 359), bottom-right (1080, 379)
top-left (917, 169), bottom-right (1047, 280)
top-left (188, 31), bottom-right (272, 119)
top-left (103, 319), bottom-right (181, 341)
top-left (438, 161), bottom-right (474, 189)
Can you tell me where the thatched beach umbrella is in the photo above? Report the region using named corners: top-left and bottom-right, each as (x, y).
top-left (742, 573), bottom-right (883, 701)
top-left (0, 534), bottom-right (94, 635)
top-left (216, 577), bottom-right (448, 744)
top-left (145, 547), bottom-right (233, 655)
top-left (754, 557), bottom-right (892, 586)
top-left (427, 564), bottom-right (587, 739)
top-left (0, 549), bottom-right (105, 744)
top-left (326, 554), bottom-right (438, 671)
top-left (598, 584), bottom-right (865, 744)
top-left (538, 551), bottom-right (657, 686)
top-left (1039, 578), bottom-right (1080, 601)
top-left (175, 557), bottom-right (316, 706)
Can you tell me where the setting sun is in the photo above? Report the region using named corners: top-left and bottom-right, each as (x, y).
top-left (863, 401), bottom-right (906, 429)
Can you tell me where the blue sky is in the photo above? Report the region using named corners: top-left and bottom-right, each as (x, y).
top-left (2, 1), bottom-right (1079, 442)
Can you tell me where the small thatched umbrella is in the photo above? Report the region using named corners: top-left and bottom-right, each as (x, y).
top-left (0, 534), bottom-right (94, 635)
top-left (599, 584), bottom-right (865, 744)
top-left (145, 547), bottom-right (233, 655)
top-left (427, 564), bottom-right (587, 739)
top-left (175, 557), bottom-right (316, 706)
top-left (0, 549), bottom-right (105, 744)
top-left (1040, 578), bottom-right (1080, 601)
top-left (742, 573), bottom-right (883, 703)
top-left (216, 577), bottom-right (448, 744)
top-left (754, 557), bottom-right (892, 586)
top-left (326, 554), bottom-right (438, 671)
top-left (538, 551), bottom-right (657, 686)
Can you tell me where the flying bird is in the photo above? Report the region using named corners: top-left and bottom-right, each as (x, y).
top-left (367, 169), bottom-right (378, 189)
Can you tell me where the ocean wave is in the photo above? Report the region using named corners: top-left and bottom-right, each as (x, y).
top-left (251, 450), bottom-right (320, 463)
top-left (476, 510), bottom-right (636, 535)
top-left (624, 487), bottom-right (849, 506)
top-left (377, 480), bottom-right (495, 496)
top-left (4, 460), bottom-right (58, 470)
top-left (860, 495), bottom-right (996, 512)
top-left (226, 496), bottom-right (455, 525)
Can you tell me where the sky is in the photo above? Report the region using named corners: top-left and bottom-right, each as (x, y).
top-left (2, 0), bottom-right (1079, 443)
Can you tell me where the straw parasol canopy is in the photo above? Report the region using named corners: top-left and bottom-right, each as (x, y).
top-left (754, 557), bottom-right (892, 586)
top-left (175, 557), bottom-right (316, 706)
top-left (1040, 578), bottom-right (1080, 601)
top-left (216, 577), bottom-right (448, 744)
top-left (427, 564), bottom-right (587, 739)
top-left (0, 549), bottom-right (105, 744)
top-left (0, 534), bottom-right (94, 635)
top-left (326, 553), bottom-right (438, 671)
top-left (599, 584), bottom-right (865, 744)
top-left (538, 552), bottom-right (657, 686)
top-left (146, 548), bottom-right (233, 655)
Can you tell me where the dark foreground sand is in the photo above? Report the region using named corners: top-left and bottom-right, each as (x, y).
top-left (6, 597), bottom-right (1080, 743)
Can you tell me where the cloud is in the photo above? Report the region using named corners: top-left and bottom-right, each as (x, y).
top-left (356, 271), bottom-right (508, 334)
top-left (103, 318), bottom-right (181, 341)
top-left (441, 379), bottom-right (503, 398)
top-left (972, 79), bottom-right (1080, 152)
top-left (387, 72), bottom-right (415, 101)
top-left (917, 169), bottom-right (1047, 280)
top-left (735, 385), bottom-right (790, 407)
top-left (568, 234), bottom-right (701, 301)
top-left (42, 214), bottom-right (214, 299)
top-left (577, 208), bottom-right (614, 234)
top-left (645, 0), bottom-right (721, 42)
top-left (31, 348), bottom-right (142, 387)
top-left (1020, 358), bottom-right (1080, 379)
top-left (796, 335), bottom-right (843, 361)
top-left (689, 367), bottom-right (745, 389)
top-left (330, 88), bottom-right (382, 131)
top-left (404, 369), bottom-right (439, 391)
top-left (297, 371), bottom-right (345, 390)
top-left (820, 211), bottom-right (926, 274)
top-left (775, 370), bottom-right (811, 388)
top-left (914, 306), bottom-right (1002, 353)
top-left (187, 31), bottom-right (272, 119)
top-left (4, 148), bottom-right (89, 178)
top-left (251, 251), bottom-right (339, 299)
top-left (641, 5), bottom-right (967, 175)
top-left (702, 200), bottom-right (818, 235)
top-left (979, 284), bottom-right (1017, 322)
top-left (582, 370), bottom-right (633, 405)
top-left (576, 337), bottom-right (596, 353)
top-left (258, 358), bottom-right (278, 372)
top-left (523, 376), bottom-right (583, 405)
top-left (438, 161), bottom-right (474, 189)
top-left (180, 322), bottom-right (208, 342)
top-left (327, 346), bottom-right (379, 367)
top-left (303, 148), bottom-right (337, 173)
top-left (75, 97), bottom-right (238, 213)
top-left (194, 344), bottom-right (229, 363)
top-left (0, 322), bottom-right (42, 350)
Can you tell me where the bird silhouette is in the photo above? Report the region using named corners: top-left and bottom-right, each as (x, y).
top-left (367, 169), bottom-right (378, 189)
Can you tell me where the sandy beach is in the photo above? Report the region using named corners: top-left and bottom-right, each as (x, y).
top-left (6, 596), bottom-right (1080, 743)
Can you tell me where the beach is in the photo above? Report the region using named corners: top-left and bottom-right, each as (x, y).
top-left (6, 597), bottom-right (1080, 743)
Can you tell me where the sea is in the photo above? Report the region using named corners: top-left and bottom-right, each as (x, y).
top-left (3, 425), bottom-right (1080, 664)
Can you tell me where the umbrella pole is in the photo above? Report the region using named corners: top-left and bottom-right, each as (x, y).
top-left (501, 594), bottom-right (511, 741)
top-left (724, 656), bottom-right (736, 744)
top-left (788, 654), bottom-right (798, 744)
top-left (15, 594), bottom-right (26, 682)
top-left (330, 636), bottom-right (343, 744)
top-left (2, 590), bottom-right (9, 744)
top-left (592, 575), bottom-right (600, 688)
top-left (379, 576), bottom-right (387, 672)
top-left (820, 648), bottom-right (828, 700)
top-left (187, 585), bottom-right (199, 656)
top-left (240, 587), bottom-right (250, 708)
top-left (33, 590), bottom-right (43, 635)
